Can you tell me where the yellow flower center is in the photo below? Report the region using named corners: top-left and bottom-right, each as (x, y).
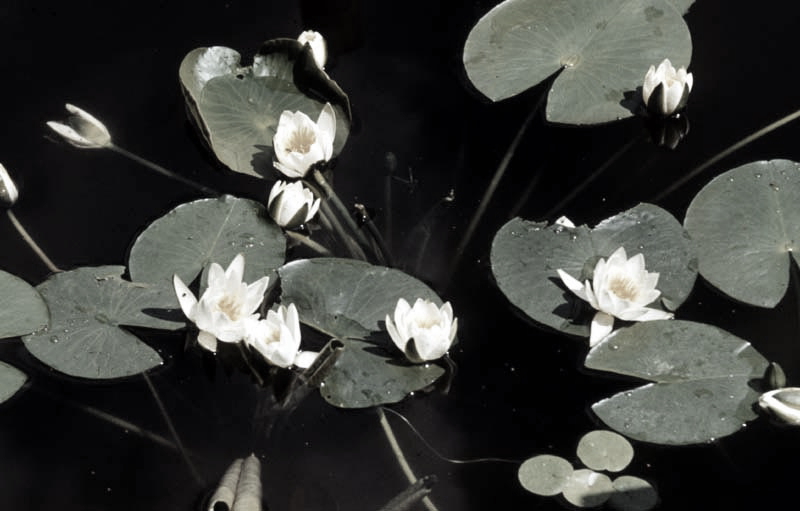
top-left (286, 126), bottom-right (316, 154)
top-left (217, 296), bottom-right (241, 320)
top-left (608, 276), bottom-right (639, 301)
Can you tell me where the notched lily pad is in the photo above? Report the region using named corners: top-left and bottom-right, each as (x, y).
top-left (491, 203), bottom-right (695, 339)
top-left (518, 454), bottom-right (573, 496)
top-left (684, 159), bottom-right (800, 308)
top-left (588, 320), bottom-right (769, 444)
top-left (22, 266), bottom-right (182, 379)
top-left (463, 0), bottom-right (692, 124)
top-left (179, 39), bottom-right (351, 177)
top-left (0, 360), bottom-right (27, 404)
top-left (576, 430), bottom-right (634, 472)
top-left (0, 269), bottom-right (49, 338)
top-left (128, 195), bottom-right (285, 288)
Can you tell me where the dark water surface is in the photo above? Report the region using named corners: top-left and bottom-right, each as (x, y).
top-left (2, 1), bottom-right (800, 509)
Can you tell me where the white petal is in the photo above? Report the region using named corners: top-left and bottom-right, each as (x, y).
top-left (413, 327), bottom-right (451, 361)
top-left (0, 163), bottom-right (19, 206)
top-left (226, 254), bottom-right (245, 281)
top-left (243, 276), bottom-right (270, 314)
top-left (616, 307), bottom-right (673, 322)
top-left (385, 314), bottom-right (406, 352)
top-left (589, 312), bottom-right (614, 347)
top-left (285, 303), bottom-right (302, 344)
top-left (294, 350), bottom-right (319, 369)
top-left (557, 269), bottom-right (588, 301)
top-left (173, 275), bottom-right (198, 319)
top-left (197, 330), bottom-right (218, 352)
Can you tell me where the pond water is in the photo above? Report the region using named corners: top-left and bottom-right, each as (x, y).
top-left (1, 1), bottom-right (799, 509)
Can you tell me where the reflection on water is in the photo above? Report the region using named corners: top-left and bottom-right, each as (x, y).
top-left (1, 0), bottom-right (800, 510)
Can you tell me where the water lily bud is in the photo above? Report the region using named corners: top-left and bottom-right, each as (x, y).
top-left (298, 30), bottom-right (327, 70)
top-left (272, 103), bottom-right (336, 178)
top-left (765, 361), bottom-right (787, 390)
top-left (642, 58), bottom-right (693, 117)
top-left (0, 163), bottom-right (19, 207)
top-left (759, 387), bottom-right (800, 426)
top-left (267, 180), bottom-right (321, 229)
top-left (385, 298), bottom-right (458, 363)
top-left (46, 103), bottom-right (112, 149)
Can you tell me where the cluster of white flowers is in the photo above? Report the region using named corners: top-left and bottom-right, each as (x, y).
top-left (173, 254), bottom-right (316, 368)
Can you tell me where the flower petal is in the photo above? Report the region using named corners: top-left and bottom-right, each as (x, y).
top-left (589, 312), bottom-right (614, 347)
top-left (173, 275), bottom-right (198, 319)
top-left (197, 330), bottom-right (218, 352)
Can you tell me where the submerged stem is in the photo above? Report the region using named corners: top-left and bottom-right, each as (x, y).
top-left (108, 144), bottom-right (219, 197)
top-left (5, 210), bottom-right (61, 273)
top-left (376, 475), bottom-right (437, 511)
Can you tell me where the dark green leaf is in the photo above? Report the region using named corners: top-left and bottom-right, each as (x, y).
top-left (0, 360), bottom-right (27, 403)
top-left (0, 269), bottom-right (48, 338)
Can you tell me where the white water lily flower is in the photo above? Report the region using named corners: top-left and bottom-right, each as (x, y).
top-left (272, 103), bottom-right (336, 178)
top-left (642, 58), bottom-right (693, 117)
top-left (244, 303), bottom-right (318, 368)
top-left (0, 163), bottom-right (19, 207)
top-left (557, 247), bottom-right (673, 347)
top-left (46, 103), bottom-right (112, 149)
top-left (267, 180), bottom-right (321, 229)
top-left (173, 254), bottom-right (270, 353)
top-left (759, 388), bottom-right (800, 426)
top-left (385, 298), bottom-right (458, 363)
top-left (298, 30), bottom-right (327, 70)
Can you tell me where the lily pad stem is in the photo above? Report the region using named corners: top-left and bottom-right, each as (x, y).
top-left (108, 144), bottom-right (220, 197)
top-left (376, 475), bottom-right (437, 511)
top-left (285, 230), bottom-right (332, 255)
top-left (316, 195), bottom-right (368, 260)
top-left (377, 407), bottom-right (440, 511)
top-left (355, 203), bottom-right (391, 266)
top-left (5, 210), bottom-right (61, 273)
top-left (237, 342), bottom-right (265, 387)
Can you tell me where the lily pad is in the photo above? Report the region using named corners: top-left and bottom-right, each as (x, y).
top-left (463, 0), bottom-right (692, 124)
top-left (576, 430), bottom-right (634, 472)
top-left (0, 360), bottom-right (27, 404)
top-left (609, 476), bottom-right (659, 511)
top-left (179, 40), bottom-right (351, 177)
top-left (491, 203), bottom-right (696, 338)
top-left (518, 454), bottom-right (574, 496)
top-left (684, 160), bottom-right (800, 308)
top-left (587, 320), bottom-right (769, 444)
top-left (562, 469), bottom-right (613, 508)
top-left (319, 339), bottom-right (445, 409)
top-left (0, 269), bottom-right (48, 338)
top-left (278, 258), bottom-right (443, 340)
top-left (128, 195), bottom-right (285, 288)
top-left (22, 266), bottom-right (182, 379)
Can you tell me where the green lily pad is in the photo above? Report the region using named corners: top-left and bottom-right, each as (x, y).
top-left (319, 338), bottom-right (445, 409)
top-left (22, 266), bottom-right (182, 379)
top-left (576, 430), bottom-right (634, 472)
top-left (518, 454), bottom-right (574, 496)
top-left (0, 269), bottom-right (48, 338)
top-left (278, 258), bottom-right (443, 340)
top-left (684, 160), bottom-right (800, 308)
top-left (491, 203), bottom-right (696, 338)
top-left (562, 469), bottom-right (613, 508)
top-left (587, 320), bottom-right (768, 445)
top-left (667, 0), bottom-right (694, 14)
top-left (0, 360), bottom-right (27, 404)
top-left (463, 0), bottom-right (692, 124)
top-left (128, 195), bottom-right (285, 288)
top-left (179, 40), bottom-right (351, 177)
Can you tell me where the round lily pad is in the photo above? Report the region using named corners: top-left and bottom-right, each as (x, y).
top-left (0, 269), bottom-right (48, 339)
top-left (562, 469), bottom-right (613, 507)
top-left (518, 454), bottom-right (574, 496)
top-left (128, 195), bottom-right (285, 288)
top-left (684, 159), bottom-right (800, 308)
top-left (609, 476), bottom-right (659, 511)
top-left (22, 266), bottom-right (182, 379)
top-left (463, 0), bottom-right (692, 124)
top-left (0, 360), bottom-right (27, 404)
top-left (491, 203), bottom-right (696, 338)
top-left (576, 430), bottom-right (634, 472)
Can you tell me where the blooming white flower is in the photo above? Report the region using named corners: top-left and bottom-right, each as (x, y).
top-left (385, 298), bottom-right (458, 363)
top-left (46, 104), bottom-right (112, 149)
top-left (0, 163), bottom-right (19, 207)
top-left (272, 103), bottom-right (336, 178)
top-left (557, 246), bottom-right (673, 346)
top-left (244, 303), bottom-right (318, 368)
top-left (298, 30), bottom-right (327, 70)
top-left (173, 254), bottom-right (269, 352)
top-left (642, 58), bottom-right (693, 117)
top-left (758, 388), bottom-right (800, 426)
top-left (267, 180), bottom-right (321, 229)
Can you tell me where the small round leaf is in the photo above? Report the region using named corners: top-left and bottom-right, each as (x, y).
top-left (576, 430), bottom-right (634, 472)
top-left (562, 469), bottom-right (613, 507)
top-left (609, 476), bottom-right (659, 511)
top-left (518, 454), bottom-right (574, 496)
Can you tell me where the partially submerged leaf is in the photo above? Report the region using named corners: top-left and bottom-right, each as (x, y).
top-left (463, 0), bottom-right (692, 124)
top-left (0, 360), bottom-right (27, 404)
top-left (128, 195), bottom-right (285, 288)
top-left (22, 266), bottom-right (181, 379)
top-left (684, 159), bottom-right (800, 308)
top-left (588, 320), bottom-right (769, 444)
top-left (491, 203), bottom-right (696, 338)
top-left (562, 469), bottom-right (613, 508)
top-left (609, 476), bottom-right (659, 511)
top-left (0, 269), bottom-right (48, 338)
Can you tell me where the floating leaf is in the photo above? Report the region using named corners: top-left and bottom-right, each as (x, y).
top-left (562, 469), bottom-right (613, 508)
top-left (576, 430), bottom-right (634, 472)
top-left (22, 266), bottom-right (182, 379)
top-left (518, 454), bottom-right (574, 496)
top-left (609, 476), bottom-right (659, 511)
top-left (0, 360), bottom-right (27, 404)
top-left (278, 258), bottom-right (443, 340)
top-left (588, 320), bottom-right (769, 444)
top-left (463, 0), bottom-right (692, 124)
top-left (129, 195), bottom-right (285, 288)
top-left (684, 160), bottom-right (800, 308)
top-left (0, 269), bottom-right (48, 338)
top-left (179, 41), bottom-right (351, 177)
top-left (491, 203), bottom-right (696, 338)
top-left (319, 339), bottom-right (445, 409)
